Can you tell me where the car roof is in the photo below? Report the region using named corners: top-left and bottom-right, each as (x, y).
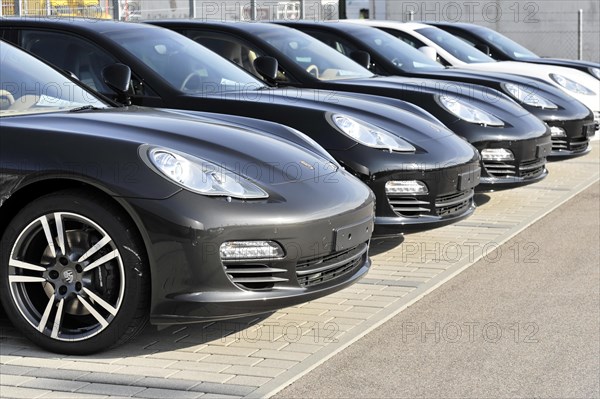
top-left (276, 20), bottom-right (374, 34)
top-left (149, 19), bottom-right (284, 34)
top-left (426, 21), bottom-right (490, 33)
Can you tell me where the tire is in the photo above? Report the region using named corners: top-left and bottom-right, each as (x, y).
top-left (0, 189), bottom-right (149, 355)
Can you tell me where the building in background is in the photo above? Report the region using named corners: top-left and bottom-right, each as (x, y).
top-left (0, 0), bottom-right (597, 61)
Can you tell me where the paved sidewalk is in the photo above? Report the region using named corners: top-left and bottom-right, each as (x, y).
top-left (1, 143), bottom-right (598, 399)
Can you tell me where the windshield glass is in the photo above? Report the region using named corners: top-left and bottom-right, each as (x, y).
top-left (416, 27), bottom-right (496, 63)
top-left (479, 28), bottom-right (539, 59)
top-left (357, 29), bottom-right (444, 72)
top-left (105, 27), bottom-right (265, 93)
top-left (0, 41), bottom-right (107, 117)
top-left (255, 27), bottom-right (374, 81)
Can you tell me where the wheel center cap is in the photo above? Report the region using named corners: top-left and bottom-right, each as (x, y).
top-left (62, 269), bottom-right (76, 284)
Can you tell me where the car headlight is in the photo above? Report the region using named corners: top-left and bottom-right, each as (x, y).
top-left (437, 96), bottom-right (504, 127)
top-left (589, 67), bottom-right (600, 80)
top-left (503, 83), bottom-right (558, 109)
top-left (331, 114), bottom-right (416, 153)
top-left (550, 73), bottom-right (596, 95)
top-left (145, 146), bottom-right (268, 199)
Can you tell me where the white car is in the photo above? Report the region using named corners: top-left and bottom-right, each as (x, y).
top-left (351, 20), bottom-right (600, 128)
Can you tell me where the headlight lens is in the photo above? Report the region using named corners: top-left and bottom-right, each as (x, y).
top-left (503, 83), bottom-right (558, 109)
top-left (437, 96), bottom-right (504, 127)
top-left (148, 147), bottom-right (268, 199)
top-left (331, 114), bottom-right (416, 153)
top-left (550, 73), bottom-right (596, 95)
top-left (589, 67), bottom-right (600, 80)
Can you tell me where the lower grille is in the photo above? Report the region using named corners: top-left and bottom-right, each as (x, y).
top-left (482, 161), bottom-right (516, 177)
top-left (223, 263), bottom-right (289, 290)
top-left (435, 189), bottom-right (474, 217)
top-left (519, 158), bottom-right (546, 179)
top-left (296, 243), bottom-right (368, 288)
top-left (552, 136), bottom-right (589, 153)
top-left (388, 197), bottom-right (431, 217)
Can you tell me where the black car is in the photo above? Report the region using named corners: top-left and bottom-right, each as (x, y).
top-left (0, 40), bottom-right (377, 354)
top-left (0, 18), bottom-right (482, 237)
top-left (429, 22), bottom-right (600, 81)
top-left (149, 20), bottom-right (553, 191)
top-left (281, 21), bottom-right (596, 158)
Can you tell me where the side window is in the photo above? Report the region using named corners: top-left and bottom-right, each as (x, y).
top-left (184, 30), bottom-right (291, 83)
top-left (381, 29), bottom-right (450, 66)
top-left (19, 30), bottom-right (118, 94)
top-left (305, 30), bottom-right (357, 56)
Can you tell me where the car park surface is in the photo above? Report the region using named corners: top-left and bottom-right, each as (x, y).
top-left (286, 20), bottom-right (596, 158)
top-left (0, 18), bottom-right (483, 236)
top-left (0, 40), bottom-right (376, 354)
top-left (150, 20), bottom-right (554, 191)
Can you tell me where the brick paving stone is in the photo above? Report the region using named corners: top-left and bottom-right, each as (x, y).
top-left (194, 346), bottom-right (259, 357)
top-left (201, 394), bottom-right (241, 399)
top-left (133, 388), bottom-right (202, 399)
top-left (190, 382), bottom-right (256, 396)
top-left (21, 377), bottom-right (90, 392)
top-left (167, 370), bottom-right (236, 384)
top-left (224, 365), bottom-right (285, 378)
top-left (217, 340), bottom-right (288, 351)
top-left (249, 350), bottom-right (310, 362)
top-left (39, 391), bottom-right (109, 398)
top-left (114, 358), bottom-right (177, 368)
top-left (58, 362), bottom-right (124, 373)
top-left (77, 382), bottom-right (146, 397)
top-left (0, 386), bottom-right (51, 398)
top-left (0, 374), bottom-right (35, 386)
top-left (196, 355), bottom-right (262, 366)
top-left (25, 368), bottom-right (89, 381)
top-left (0, 364), bottom-right (36, 376)
top-left (146, 351), bottom-right (211, 362)
top-left (77, 372), bottom-right (144, 386)
top-left (166, 361), bottom-right (231, 373)
top-left (132, 377), bottom-right (199, 391)
top-left (113, 366), bottom-right (179, 378)
top-left (225, 375), bottom-right (272, 387)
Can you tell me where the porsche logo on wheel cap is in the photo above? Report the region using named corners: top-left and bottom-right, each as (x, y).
top-left (62, 269), bottom-right (75, 284)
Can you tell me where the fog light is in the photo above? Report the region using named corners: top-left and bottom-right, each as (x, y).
top-left (481, 148), bottom-right (514, 161)
top-left (385, 180), bottom-right (428, 195)
top-left (550, 126), bottom-right (567, 137)
top-left (220, 241), bottom-right (284, 260)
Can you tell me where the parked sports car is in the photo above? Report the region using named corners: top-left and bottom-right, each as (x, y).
top-left (148, 20), bottom-right (552, 191)
top-left (0, 40), bottom-right (376, 354)
top-left (354, 20), bottom-right (600, 127)
top-left (287, 20), bottom-right (595, 157)
top-left (0, 18), bottom-right (483, 236)
top-left (428, 22), bottom-right (600, 81)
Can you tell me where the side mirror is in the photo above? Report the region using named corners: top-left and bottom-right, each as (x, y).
top-left (102, 63), bottom-right (132, 105)
top-left (350, 50), bottom-right (371, 69)
top-left (418, 46), bottom-right (437, 61)
top-left (253, 56), bottom-right (279, 84)
top-left (475, 43), bottom-right (491, 56)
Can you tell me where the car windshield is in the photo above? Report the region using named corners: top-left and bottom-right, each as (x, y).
top-left (255, 27), bottom-right (374, 81)
top-left (105, 27), bottom-right (265, 93)
top-left (479, 28), bottom-right (539, 59)
top-left (357, 29), bottom-right (444, 72)
top-left (0, 41), bottom-right (107, 117)
top-left (416, 27), bottom-right (496, 63)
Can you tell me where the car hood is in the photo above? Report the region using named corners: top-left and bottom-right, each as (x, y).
top-left (333, 75), bottom-right (530, 116)
top-left (461, 61), bottom-right (600, 112)
top-left (3, 107), bottom-right (337, 187)
top-left (199, 87), bottom-right (465, 146)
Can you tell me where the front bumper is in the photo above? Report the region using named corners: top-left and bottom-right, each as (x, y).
top-left (547, 119), bottom-right (595, 158)
top-left (124, 180), bottom-right (375, 325)
top-left (475, 135), bottom-right (551, 189)
top-left (369, 161), bottom-right (481, 236)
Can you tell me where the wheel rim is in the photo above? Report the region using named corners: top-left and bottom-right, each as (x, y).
top-left (8, 212), bottom-right (125, 342)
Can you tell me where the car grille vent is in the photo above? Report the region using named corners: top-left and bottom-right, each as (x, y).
top-left (387, 196), bottom-right (432, 217)
top-left (435, 189), bottom-right (474, 217)
top-left (223, 263), bottom-right (289, 290)
top-left (483, 160), bottom-right (517, 177)
top-left (518, 158), bottom-right (546, 179)
top-left (296, 243), bottom-right (368, 288)
top-left (552, 136), bottom-right (589, 153)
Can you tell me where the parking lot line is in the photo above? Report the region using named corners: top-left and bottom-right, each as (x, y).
top-left (1, 143), bottom-right (598, 399)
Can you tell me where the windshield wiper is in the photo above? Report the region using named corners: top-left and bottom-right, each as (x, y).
top-left (69, 105), bottom-right (101, 112)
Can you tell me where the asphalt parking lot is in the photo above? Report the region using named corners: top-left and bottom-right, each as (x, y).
top-left (1, 141), bottom-right (598, 399)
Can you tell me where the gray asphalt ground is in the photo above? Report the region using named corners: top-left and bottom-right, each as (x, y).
top-left (275, 182), bottom-right (600, 399)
